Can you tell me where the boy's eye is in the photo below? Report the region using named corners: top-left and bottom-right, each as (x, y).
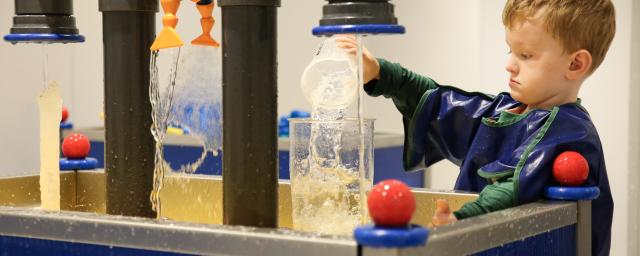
top-left (520, 53), bottom-right (531, 59)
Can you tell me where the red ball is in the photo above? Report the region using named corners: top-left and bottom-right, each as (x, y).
top-left (552, 151), bottom-right (589, 186)
top-left (61, 106), bottom-right (69, 123)
top-left (62, 133), bottom-right (90, 159)
top-left (367, 179), bottom-right (415, 227)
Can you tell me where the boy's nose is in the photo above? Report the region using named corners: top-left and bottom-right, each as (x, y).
top-left (505, 56), bottom-right (518, 74)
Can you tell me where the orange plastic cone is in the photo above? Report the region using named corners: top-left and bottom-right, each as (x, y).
top-left (151, 0), bottom-right (184, 51)
top-left (191, 0), bottom-right (220, 47)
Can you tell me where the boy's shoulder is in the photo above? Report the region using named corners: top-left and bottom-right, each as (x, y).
top-left (487, 92), bottom-right (600, 143)
top-left (489, 92), bottom-right (600, 144)
top-left (492, 92), bottom-right (595, 123)
top-left (547, 99), bottom-right (597, 130)
top-left (550, 102), bottom-right (601, 140)
top-left (537, 102), bottom-right (603, 152)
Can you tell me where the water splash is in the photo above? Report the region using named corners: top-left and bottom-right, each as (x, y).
top-left (149, 45), bottom-right (223, 217)
top-left (290, 36), bottom-right (373, 235)
top-left (171, 46), bottom-right (223, 160)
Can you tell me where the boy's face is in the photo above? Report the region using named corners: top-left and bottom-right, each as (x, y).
top-left (505, 18), bottom-right (574, 109)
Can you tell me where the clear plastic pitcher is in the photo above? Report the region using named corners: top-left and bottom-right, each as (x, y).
top-left (300, 37), bottom-right (358, 111)
top-left (288, 118), bottom-right (374, 235)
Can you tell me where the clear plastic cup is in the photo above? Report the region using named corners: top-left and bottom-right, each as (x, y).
top-left (300, 37), bottom-right (357, 111)
top-left (288, 118), bottom-right (374, 235)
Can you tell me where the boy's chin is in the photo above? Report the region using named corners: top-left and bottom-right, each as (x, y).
top-left (509, 92), bottom-right (533, 105)
top-left (509, 90), bottom-right (523, 102)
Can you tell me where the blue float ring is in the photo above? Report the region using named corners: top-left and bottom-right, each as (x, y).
top-left (4, 33), bottom-right (85, 44)
top-left (60, 122), bottom-right (73, 129)
top-left (60, 157), bottom-right (98, 171)
top-left (312, 24), bottom-right (405, 36)
top-left (545, 186), bottom-right (600, 201)
top-left (353, 224), bottom-right (428, 248)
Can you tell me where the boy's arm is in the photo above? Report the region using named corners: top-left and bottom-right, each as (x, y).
top-left (453, 177), bottom-right (516, 219)
top-left (366, 59), bottom-right (498, 170)
top-left (364, 58), bottom-right (440, 118)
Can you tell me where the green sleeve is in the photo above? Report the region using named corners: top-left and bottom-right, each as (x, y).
top-left (364, 58), bottom-right (440, 118)
top-left (453, 177), bottom-right (516, 220)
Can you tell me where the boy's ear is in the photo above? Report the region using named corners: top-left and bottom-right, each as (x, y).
top-left (566, 49), bottom-right (593, 80)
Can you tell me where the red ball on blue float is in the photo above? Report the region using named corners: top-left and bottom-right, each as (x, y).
top-left (552, 151), bottom-right (589, 186)
top-left (367, 179), bottom-right (416, 227)
top-left (62, 133), bottom-right (90, 159)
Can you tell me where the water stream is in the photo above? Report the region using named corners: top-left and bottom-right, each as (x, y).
top-left (42, 43), bottom-right (48, 89)
top-left (355, 34), bottom-right (370, 224)
top-left (149, 48), bottom-right (181, 215)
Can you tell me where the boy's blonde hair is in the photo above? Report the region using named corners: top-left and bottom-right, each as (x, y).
top-left (503, 0), bottom-right (616, 73)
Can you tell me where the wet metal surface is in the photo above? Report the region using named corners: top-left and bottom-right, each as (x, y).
top-left (0, 172), bottom-right (576, 255)
top-left (377, 201), bottom-right (577, 256)
top-left (0, 206), bottom-right (356, 256)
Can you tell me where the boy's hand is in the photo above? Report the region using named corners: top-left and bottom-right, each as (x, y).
top-left (334, 35), bottom-right (381, 85)
top-left (431, 199), bottom-right (458, 227)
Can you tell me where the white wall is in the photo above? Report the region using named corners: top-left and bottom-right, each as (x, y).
top-left (0, 0), bottom-right (636, 254)
top-left (628, 0), bottom-right (640, 255)
top-left (578, 1), bottom-right (632, 254)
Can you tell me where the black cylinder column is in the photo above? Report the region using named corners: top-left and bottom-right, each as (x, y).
top-left (10, 0), bottom-right (79, 34)
top-left (320, 0), bottom-right (398, 25)
top-left (219, 0), bottom-right (280, 227)
top-left (99, 0), bottom-right (157, 217)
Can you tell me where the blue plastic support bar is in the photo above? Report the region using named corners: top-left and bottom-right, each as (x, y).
top-left (354, 224), bottom-right (428, 248)
top-left (59, 157), bottom-right (98, 171)
top-left (4, 33), bottom-right (85, 44)
top-left (545, 186), bottom-right (600, 201)
top-left (60, 122), bottom-right (74, 129)
top-left (312, 24), bottom-right (405, 36)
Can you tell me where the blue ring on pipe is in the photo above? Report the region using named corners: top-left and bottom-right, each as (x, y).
top-left (60, 122), bottom-right (74, 129)
top-left (312, 24), bottom-right (405, 36)
top-left (545, 186), bottom-right (600, 201)
top-left (4, 33), bottom-right (85, 44)
top-left (60, 157), bottom-right (98, 171)
top-left (354, 224), bottom-right (428, 248)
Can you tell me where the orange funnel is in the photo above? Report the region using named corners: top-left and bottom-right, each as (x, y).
top-left (151, 0), bottom-right (184, 51)
top-left (191, 0), bottom-right (220, 47)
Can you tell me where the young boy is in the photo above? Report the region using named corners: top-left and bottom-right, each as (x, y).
top-left (337, 0), bottom-right (615, 255)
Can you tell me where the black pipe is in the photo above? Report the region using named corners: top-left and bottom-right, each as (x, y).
top-left (99, 0), bottom-right (157, 217)
top-left (219, 0), bottom-right (280, 227)
top-left (10, 0), bottom-right (79, 34)
top-left (320, 0), bottom-right (399, 26)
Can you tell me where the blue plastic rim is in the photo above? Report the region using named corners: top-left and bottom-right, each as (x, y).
top-left (278, 110), bottom-right (310, 137)
top-left (545, 186), bottom-right (600, 201)
top-left (60, 157), bottom-right (98, 171)
top-left (4, 33), bottom-right (85, 44)
top-left (312, 24), bottom-right (405, 36)
top-left (353, 224), bottom-right (428, 248)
